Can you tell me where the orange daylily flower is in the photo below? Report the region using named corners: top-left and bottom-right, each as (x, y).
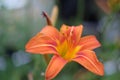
top-left (25, 24), bottom-right (104, 80)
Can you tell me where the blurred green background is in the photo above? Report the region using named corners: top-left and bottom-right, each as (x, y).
top-left (0, 0), bottom-right (120, 80)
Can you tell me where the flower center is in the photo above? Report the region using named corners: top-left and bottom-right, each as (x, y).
top-left (57, 40), bottom-right (81, 61)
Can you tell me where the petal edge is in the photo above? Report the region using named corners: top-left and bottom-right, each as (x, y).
top-left (45, 55), bottom-right (67, 80)
top-left (79, 35), bottom-right (101, 50)
top-left (73, 50), bottom-right (104, 76)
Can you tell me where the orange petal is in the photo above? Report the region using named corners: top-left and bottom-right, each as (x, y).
top-left (25, 33), bottom-right (57, 54)
top-left (60, 24), bottom-right (83, 43)
top-left (41, 26), bottom-right (60, 40)
top-left (73, 50), bottom-right (104, 76)
top-left (75, 25), bottom-right (83, 37)
top-left (45, 55), bottom-right (67, 80)
top-left (72, 25), bottom-right (83, 41)
top-left (60, 24), bottom-right (83, 36)
top-left (60, 24), bottom-right (69, 34)
top-left (79, 35), bottom-right (101, 50)
top-left (26, 44), bottom-right (57, 54)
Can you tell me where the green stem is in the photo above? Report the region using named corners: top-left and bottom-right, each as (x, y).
top-left (43, 54), bottom-right (50, 64)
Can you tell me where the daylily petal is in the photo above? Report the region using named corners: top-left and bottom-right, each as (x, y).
top-left (74, 25), bottom-right (83, 37)
top-left (71, 25), bottom-right (83, 42)
top-left (60, 24), bottom-right (69, 34)
top-left (60, 24), bottom-right (83, 44)
top-left (73, 50), bottom-right (104, 76)
top-left (41, 26), bottom-right (60, 40)
top-left (79, 35), bottom-right (101, 50)
top-left (26, 33), bottom-right (57, 54)
top-left (60, 24), bottom-right (83, 38)
top-left (26, 44), bottom-right (57, 54)
top-left (45, 55), bottom-right (67, 80)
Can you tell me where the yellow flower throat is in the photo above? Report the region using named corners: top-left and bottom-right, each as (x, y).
top-left (57, 40), bottom-right (81, 60)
